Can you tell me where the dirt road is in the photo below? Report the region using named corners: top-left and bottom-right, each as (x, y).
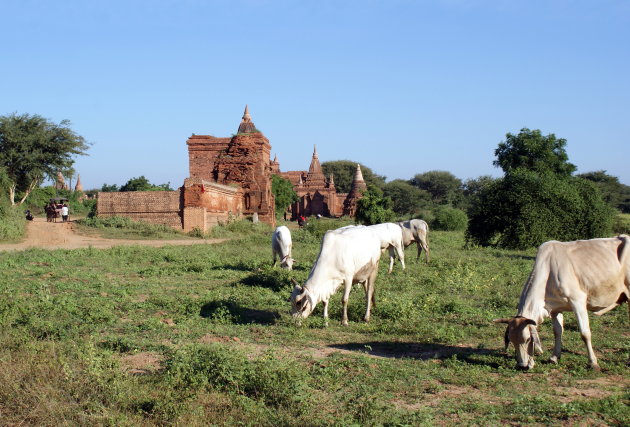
top-left (0, 217), bottom-right (225, 252)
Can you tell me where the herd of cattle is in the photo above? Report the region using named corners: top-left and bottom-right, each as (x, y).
top-left (272, 221), bottom-right (629, 370)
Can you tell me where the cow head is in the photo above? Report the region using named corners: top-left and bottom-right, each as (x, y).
top-left (494, 316), bottom-right (543, 370)
top-left (289, 278), bottom-right (314, 318)
top-left (280, 255), bottom-right (295, 271)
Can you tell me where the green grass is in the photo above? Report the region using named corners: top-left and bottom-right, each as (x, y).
top-left (0, 224), bottom-right (628, 425)
top-left (75, 216), bottom-right (197, 240)
top-left (0, 202), bottom-right (26, 242)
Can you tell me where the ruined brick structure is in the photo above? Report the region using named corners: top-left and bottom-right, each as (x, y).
top-left (280, 147), bottom-right (366, 219)
top-left (97, 106), bottom-right (365, 231)
top-left (98, 106), bottom-right (274, 232)
top-left (186, 105), bottom-right (275, 226)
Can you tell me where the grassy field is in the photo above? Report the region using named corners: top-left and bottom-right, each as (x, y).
top-left (0, 219), bottom-right (628, 425)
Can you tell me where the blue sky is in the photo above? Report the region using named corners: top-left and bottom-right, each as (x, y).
top-left (2, 0), bottom-right (629, 189)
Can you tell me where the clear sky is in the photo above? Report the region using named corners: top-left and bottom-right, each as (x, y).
top-left (2, 0), bottom-right (629, 189)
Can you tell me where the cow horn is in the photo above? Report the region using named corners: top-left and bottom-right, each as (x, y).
top-left (290, 278), bottom-right (302, 290)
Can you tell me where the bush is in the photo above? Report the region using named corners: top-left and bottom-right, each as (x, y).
top-left (0, 200), bottom-right (25, 241)
top-left (355, 185), bottom-right (395, 225)
top-left (431, 206), bottom-right (468, 231)
top-left (612, 214), bottom-right (630, 234)
top-left (466, 169), bottom-right (614, 249)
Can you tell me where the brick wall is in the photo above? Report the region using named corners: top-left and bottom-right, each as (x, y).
top-left (97, 191), bottom-right (183, 228)
top-left (182, 177), bottom-right (243, 232)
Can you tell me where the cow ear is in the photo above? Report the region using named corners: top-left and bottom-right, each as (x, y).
top-left (524, 319), bottom-right (537, 327)
top-left (493, 318), bottom-right (511, 324)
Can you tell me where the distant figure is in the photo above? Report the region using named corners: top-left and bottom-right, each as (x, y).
top-left (61, 204), bottom-right (69, 222)
top-left (252, 212), bottom-right (259, 224)
top-left (25, 210), bottom-right (34, 221)
top-left (45, 202), bottom-right (57, 222)
top-left (298, 215), bottom-right (307, 227)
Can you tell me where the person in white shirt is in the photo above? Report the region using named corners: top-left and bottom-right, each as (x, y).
top-left (61, 204), bottom-right (69, 222)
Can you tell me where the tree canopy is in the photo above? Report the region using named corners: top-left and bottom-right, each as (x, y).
top-left (466, 169), bottom-right (613, 249)
top-left (493, 128), bottom-right (576, 177)
top-left (577, 170), bottom-right (630, 213)
top-left (0, 113), bottom-right (89, 204)
top-left (467, 129), bottom-right (613, 248)
top-left (120, 176), bottom-right (173, 191)
top-left (409, 170), bottom-right (462, 205)
top-left (321, 161), bottom-right (386, 193)
top-left (382, 179), bottom-right (430, 216)
top-left (355, 185), bottom-right (394, 225)
top-left (271, 174), bottom-right (298, 217)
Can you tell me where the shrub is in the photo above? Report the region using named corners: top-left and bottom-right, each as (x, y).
top-left (612, 214), bottom-right (630, 234)
top-left (431, 206), bottom-right (468, 231)
top-left (355, 185), bottom-right (395, 225)
top-left (0, 199), bottom-right (25, 241)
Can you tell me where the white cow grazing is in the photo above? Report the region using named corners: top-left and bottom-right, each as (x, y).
top-left (333, 223), bottom-right (404, 273)
top-left (397, 219), bottom-right (430, 263)
top-left (495, 235), bottom-right (630, 370)
top-left (290, 229), bottom-right (382, 326)
top-left (272, 226), bottom-right (294, 270)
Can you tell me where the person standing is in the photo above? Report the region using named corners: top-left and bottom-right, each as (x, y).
top-left (61, 204), bottom-right (69, 222)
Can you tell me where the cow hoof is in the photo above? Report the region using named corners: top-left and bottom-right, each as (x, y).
top-left (590, 364), bottom-right (601, 371)
top-left (549, 356), bottom-right (559, 364)
top-left (342, 320), bottom-right (349, 327)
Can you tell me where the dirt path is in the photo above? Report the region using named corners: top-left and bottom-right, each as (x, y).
top-left (0, 217), bottom-right (225, 252)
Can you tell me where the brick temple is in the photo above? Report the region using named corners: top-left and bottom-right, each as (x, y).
top-left (279, 146), bottom-right (366, 219)
top-left (97, 106), bottom-right (365, 231)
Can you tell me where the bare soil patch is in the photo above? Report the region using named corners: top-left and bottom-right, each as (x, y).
top-left (119, 352), bottom-right (164, 375)
top-left (0, 217), bottom-right (225, 251)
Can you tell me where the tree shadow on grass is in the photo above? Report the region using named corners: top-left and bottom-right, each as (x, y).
top-left (199, 300), bottom-right (279, 325)
top-left (329, 341), bottom-right (504, 367)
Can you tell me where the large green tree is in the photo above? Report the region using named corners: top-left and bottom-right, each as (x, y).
top-left (409, 170), bottom-right (462, 205)
top-left (355, 185), bottom-right (395, 225)
top-left (271, 174), bottom-right (298, 218)
top-left (321, 161), bottom-right (386, 193)
top-left (0, 113), bottom-right (89, 205)
top-left (467, 129), bottom-right (613, 249)
top-left (466, 170), bottom-right (613, 249)
top-left (494, 128), bottom-right (576, 177)
top-left (577, 170), bottom-right (630, 212)
top-left (382, 179), bottom-right (430, 215)
top-left (119, 176), bottom-right (173, 191)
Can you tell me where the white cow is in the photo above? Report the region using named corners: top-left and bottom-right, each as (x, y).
top-left (334, 223), bottom-right (404, 273)
top-left (397, 219), bottom-right (430, 263)
top-left (495, 235), bottom-right (630, 370)
top-left (290, 228), bottom-right (382, 325)
top-left (272, 226), bottom-right (294, 270)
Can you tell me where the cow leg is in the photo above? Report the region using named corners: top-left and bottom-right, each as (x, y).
top-left (396, 245), bottom-right (405, 270)
top-left (322, 298), bottom-right (329, 327)
top-left (387, 247), bottom-right (395, 274)
top-left (572, 302), bottom-right (599, 369)
top-left (272, 250), bottom-right (277, 267)
top-left (364, 268), bottom-right (379, 322)
top-left (416, 241), bottom-right (422, 262)
top-left (549, 312), bottom-right (564, 364)
top-left (422, 239), bottom-right (430, 263)
top-left (341, 278), bottom-right (352, 326)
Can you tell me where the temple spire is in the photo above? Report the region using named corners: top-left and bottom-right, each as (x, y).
top-left (350, 164), bottom-right (367, 192)
top-left (237, 104), bottom-right (258, 133)
top-left (75, 174), bottom-right (84, 192)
